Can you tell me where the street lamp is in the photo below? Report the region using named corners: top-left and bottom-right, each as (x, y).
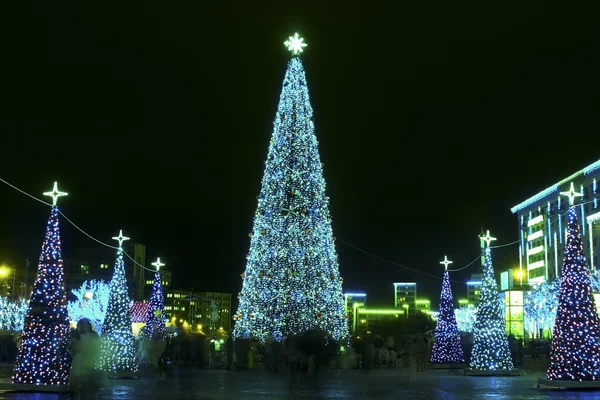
top-left (0, 266), bottom-right (15, 298)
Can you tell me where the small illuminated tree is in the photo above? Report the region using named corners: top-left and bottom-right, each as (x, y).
top-left (142, 257), bottom-right (166, 338)
top-left (547, 183), bottom-right (600, 381)
top-left (99, 230), bottom-right (138, 374)
top-left (524, 279), bottom-right (559, 337)
top-left (0, 297), bottom-right (29, 332)
top-left (11, 182), bottom-right (71, 385)
top-left (469, 231), bottom-right (514, 371)
top-left (431, 256), bottom-right (464, 364)
top-left (68, 279), bottom-right (110, 334)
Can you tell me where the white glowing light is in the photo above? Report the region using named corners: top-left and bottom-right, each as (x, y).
top-left (480, 230), bottom-right (497, 248)
top-left (151, 257), bottom-right (165, 272)
top-left (440, 255), bottom-right (453, 270)
top-left (43, 181), bottom-right (68, 206)
top-left (560, 182), bottom-right (583, 206)
top-left (284, 33), bottom-right (307, 55)
top-left (112, 230), bottom-right (130, 248)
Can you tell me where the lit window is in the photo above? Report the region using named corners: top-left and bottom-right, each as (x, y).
top-left (167, 294), bottom-right (172, 298)
top-left (100, 264), bottom-right (109, 269)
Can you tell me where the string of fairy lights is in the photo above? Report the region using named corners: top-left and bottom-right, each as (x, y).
top-left (2, 173), bottom-right (573, 284)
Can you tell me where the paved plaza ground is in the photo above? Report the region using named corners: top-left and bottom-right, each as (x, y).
top-left (2, 361), bottom-right (600, 400)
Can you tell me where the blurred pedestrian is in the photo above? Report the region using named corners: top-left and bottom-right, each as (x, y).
top-left (69, 319), bottom-right (102, 399)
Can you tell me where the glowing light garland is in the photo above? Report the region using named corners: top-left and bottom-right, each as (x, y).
top-left (142, 258), bottom-right (166, 338)
top-left (99, 232), bottom-right (138, 373)
top-left (547, 206), bottom-right (600, 381)
top-left (68, 280), bottom-right (110, 335)
top-left (469, 235), bottom-right (514, 371)
top-left (431, 267), bottom-right (464, 364)
top-left (233, 48), bottom-right (348, 343)
top-left (11, 201), bottom-right (71, 385)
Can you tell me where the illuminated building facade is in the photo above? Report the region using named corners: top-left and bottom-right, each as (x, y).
top-left (354, 308), bottom-right (404, 335)
top-left (466, 274), bottom-right (483, 305)
top-left (344, 293), bottom-right (366, 334)
top-left (510, 159), bottom-right (600, 286)
top-left (165, 290), bottom-right (232, 334)
top-left (394, 282), bottom-right (416, 313)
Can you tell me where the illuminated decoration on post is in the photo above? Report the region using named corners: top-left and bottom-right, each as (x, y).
top-left (469, 232), bottom-right (514, 371)
top-left (560, 182), bottom-right (583, 206)
top-left (547, 204), bottom-right (600, 380)
top-left (99, 231), bottom-right (138, 374)
top-left (11, 184), bottom-right (71, 385)
top-left (431, 260), bottom-right (464, 364)
top-left (440, 255), bottom-right (453, 270)
top-left (284, 32), bottom-right (307, 55)
top-left (232, 40), bottom-right (348, 342)
top-left (480, 230), bottom-right (497, 248)
top-left (42, 181), bottom-right (68, 206)
top-left (151, 257), bottom-right (165, 272)
top-left (143, 257), bottom-right (166, 338)
top-left (111, 230), bottom-right (130, 248)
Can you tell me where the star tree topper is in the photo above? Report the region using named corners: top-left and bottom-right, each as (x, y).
top-left (440, 255), bottom-right (453, 270)
top-left (284, 33), bottom-right (307, 55)
top-left (560, 181), bottom-right (583, 206)
top-left (43, 181), bottom-right (68, 206)
top-left (112, 229), bottom-right (130, 248)
top-left (151, 257), bottom-right (165, 272)
top-left (480, 230), bottom-right (497, 248)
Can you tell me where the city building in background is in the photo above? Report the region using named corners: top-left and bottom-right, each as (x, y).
top-left (510, 159), bottom-right (600, 286)
top-left (344, 293), bottom-right (366, 334)
top-left (165, 290), bottom-right (232, 335)
top-left (467, 274), bottom-right (483, 305)
top-left (354, 308), bottom-right (404, 336)
top-left (394, 282), bottom-right (416, 313)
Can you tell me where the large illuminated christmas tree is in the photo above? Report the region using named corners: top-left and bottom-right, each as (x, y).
top-left (11, 183), bottom-right (71, 385)
top-left (469, 231), bottom-right (514, 371)
top-left (547, 183), bottom-right (600, 380)
top-left (143, 258), bottom-right (166, 338)
top-left (233, 34), bottom-right (348, 342)
top-left (431, 256), bottom-right (464, 364)
top-left (99, 230), bottom-right (138, 373)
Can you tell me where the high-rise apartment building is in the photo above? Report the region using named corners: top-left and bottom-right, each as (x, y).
top-left (394, 282), bottom-right (417, 313)
top-left (510, 159), bottom-right (600, 286)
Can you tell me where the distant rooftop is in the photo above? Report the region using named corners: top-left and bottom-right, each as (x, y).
top-left (510, 159), bottom-right (600, 214)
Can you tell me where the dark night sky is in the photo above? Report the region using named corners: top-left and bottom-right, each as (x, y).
top-left (1, 1), bottom-right (599, 307)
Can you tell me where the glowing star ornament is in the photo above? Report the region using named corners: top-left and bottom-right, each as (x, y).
top-left (480, 230), bottom-right (497, 248)
top-left (112, 230), bottom-right (130, 248)
top-left (440, 255), bottom-right (453, 270)
top-left (43, 181), bottom-right (68, 206)
top-left (560, 182), bottom-right (584, 206)
top-left (152, 257), bottom-right (165, 271)
top-left (284, 33), bottom-right (307, 55)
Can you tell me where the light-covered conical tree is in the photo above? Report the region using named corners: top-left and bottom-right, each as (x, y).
top-left (469, 231), bottom-right (514, 371)
top-left (143, 257), bottom-right (166, 338)
top-left (11, 182), bottom-right (71, 385)
top-left (99, 230), bottom-right (138, 374)
top-left (233, 34), bottom-right (348, 342)
top-left (547, 183), bottom-right (600, 380)
top-left (431, 256), bottom-right (464, 364)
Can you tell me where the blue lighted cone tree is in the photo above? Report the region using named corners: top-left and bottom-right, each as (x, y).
top-left (233, 34), bottom-right (348, 342)
top-left (547, 184), bottom-right (600, 380)
top-left (143, 258), bottom-right (166, 338)
top-left (99, 231), bottom-right (138, 373)
top-left (469, 231), bottom-right (514, 371)
top-left (431, 256), bottom-right (464, 364)
top-left (11, 183), bottom-right (71, 385)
